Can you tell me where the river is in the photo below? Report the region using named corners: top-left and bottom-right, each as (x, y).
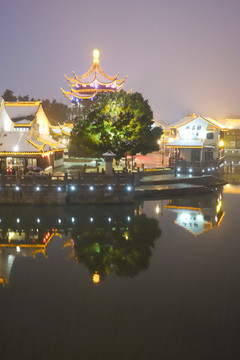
top-left (0, 184), bottom-right (239, 359)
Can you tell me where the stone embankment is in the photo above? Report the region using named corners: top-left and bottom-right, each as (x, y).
top-left (0, 173), bottom-right (135, 205)
top-left (0, 172), bottom-right (227, 205)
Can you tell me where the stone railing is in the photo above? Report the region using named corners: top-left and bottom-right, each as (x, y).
top-left (0, 173), bottom-right (135, 205)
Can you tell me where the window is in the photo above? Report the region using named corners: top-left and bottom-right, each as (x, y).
top-left (206, 132), bottom-right (214, 139)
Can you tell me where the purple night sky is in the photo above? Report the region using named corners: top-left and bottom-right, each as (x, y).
top-left (1, 0), bottom-right (240, 123)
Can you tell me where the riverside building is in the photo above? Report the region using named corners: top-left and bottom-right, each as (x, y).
top-left (0, 99), bottom-right (65, 173)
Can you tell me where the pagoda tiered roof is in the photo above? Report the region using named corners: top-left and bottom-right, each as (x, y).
top-left (61, 49), bottom-right (127, 102)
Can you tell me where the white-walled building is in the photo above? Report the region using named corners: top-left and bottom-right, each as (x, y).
top-left (161, 114), bottom-right (225, 174)
top-left (0, 99), bottom-right (65, 173)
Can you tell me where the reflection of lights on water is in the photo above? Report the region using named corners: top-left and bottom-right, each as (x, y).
top-left (181, 213), bottom-right (190, 221)
top-left (8, 232), bottom-right (15, 240)
top-left (16, 246), bottom-right (20, 253)
top-left (216, 201), bottom-right (222, 213)
top-left (93, 272), bottom-right (100, 284)
top-left (7, 255), bottom-right (15, 266)
top-left (155, 206), bottom-right (160, 214)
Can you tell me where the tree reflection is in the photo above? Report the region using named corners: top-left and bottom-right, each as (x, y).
top-left (72, 214), bottom-right (161, 281)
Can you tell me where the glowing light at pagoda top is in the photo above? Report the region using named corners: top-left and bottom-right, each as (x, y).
top-left (93, 49), bottom-right (100, 64)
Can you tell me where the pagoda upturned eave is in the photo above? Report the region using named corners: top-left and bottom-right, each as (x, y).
top-left (64, 74), bottom-right (126, 88)
top-left (61, 49), bottom-right (127, 102)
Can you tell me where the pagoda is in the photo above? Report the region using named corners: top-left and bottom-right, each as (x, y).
top-left (61, 49), bottom-right (127, 104)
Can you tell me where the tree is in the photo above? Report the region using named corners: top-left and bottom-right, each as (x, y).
top-left (71, 91), bottom-right (162, 159)
top-left (2, 89), bottom-right (17, 101)
top-left (18, 95), bottom-right (30, 101)
top-left (42, 99), bottom-right (69, 125)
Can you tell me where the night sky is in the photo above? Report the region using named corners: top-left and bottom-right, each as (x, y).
top-left (1, 0), bottom-right (240, 123)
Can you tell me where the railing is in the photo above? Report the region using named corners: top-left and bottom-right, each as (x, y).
top-left (175, 158), bottom-right (225, 175)
top-left (0, 173), bottom-right (134, 187)
top-left (0, 173), bottom-right (135, 205)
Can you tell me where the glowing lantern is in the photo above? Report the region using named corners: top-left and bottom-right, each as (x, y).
top-left (93, 272), bottom-right (100, 284)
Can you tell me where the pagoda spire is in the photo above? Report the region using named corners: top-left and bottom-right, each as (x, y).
top-left (61, 49), bottom-right (127, 103)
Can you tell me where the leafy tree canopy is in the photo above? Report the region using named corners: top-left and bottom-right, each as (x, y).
top-left (71, 91), bottom-right (162, 159)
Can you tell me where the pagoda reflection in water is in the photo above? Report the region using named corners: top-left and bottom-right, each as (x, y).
top-left (165, 189), bottom-right (225, 236)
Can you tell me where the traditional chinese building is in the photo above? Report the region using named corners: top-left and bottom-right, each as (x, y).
top-left (164, 114), bottom-right (225, 174)
top-left (217, 118), bottom-right (240, 171)
top-left (0, 99), bottom-right (65, 173)
top-left (61, 49), bottom-right (127, 114)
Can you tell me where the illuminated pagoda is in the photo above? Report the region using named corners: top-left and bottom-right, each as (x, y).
top-left (61, 49), bottom-right (127, 109)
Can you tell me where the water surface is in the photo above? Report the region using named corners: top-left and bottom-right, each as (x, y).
top-left (0, 186), bottom-right (239, 359)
